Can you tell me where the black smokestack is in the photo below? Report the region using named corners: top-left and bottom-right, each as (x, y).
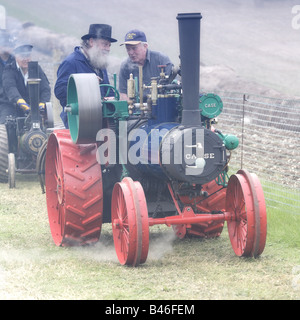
top-left (28, 61), bottom-right (40, 122)
top-left (176, 13), bottom-right (202, 126)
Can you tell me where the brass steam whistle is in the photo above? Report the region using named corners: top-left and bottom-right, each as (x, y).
top-left (127, 73), bottom-right (135, 114)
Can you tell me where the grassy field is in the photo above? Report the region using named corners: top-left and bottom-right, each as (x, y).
top-left (0, 174), bottom-right (299, 300)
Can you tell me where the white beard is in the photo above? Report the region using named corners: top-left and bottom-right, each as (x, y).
top-left (87, 45), bottom-right (109, 69)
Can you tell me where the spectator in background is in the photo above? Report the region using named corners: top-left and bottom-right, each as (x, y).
top-left (119, 29), bottom-right (173, 101)
top-left (2, 44), bottom-right (51, 119)
top-left (54, 24), bottom-right (117, 128)
top-left (0, 29), bottom-right (15, 124)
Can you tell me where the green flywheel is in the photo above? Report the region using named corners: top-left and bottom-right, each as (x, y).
top-left (66, 73), bottom-right (102, 144)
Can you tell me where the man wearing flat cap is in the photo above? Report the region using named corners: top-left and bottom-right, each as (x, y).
top-left (119, 29), bottom-right (173, 101)
top-left (0, 29), bottom-right (15, 123)
top-left (2, 44), bottom-right (51, 121)
top-left (54, 24), bottom-right (117, 128)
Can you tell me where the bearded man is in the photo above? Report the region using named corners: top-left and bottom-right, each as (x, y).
top-left (54, 24), bottom-right (117, 128)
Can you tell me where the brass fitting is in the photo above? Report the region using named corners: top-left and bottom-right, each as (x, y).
top-left (127, 73), bottom-right (135, 99)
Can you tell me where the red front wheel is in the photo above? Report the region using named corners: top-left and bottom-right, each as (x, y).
top-left (226, 169), bottom-right (267, 257)
top-left (111, 177), bottom-right (149, 266)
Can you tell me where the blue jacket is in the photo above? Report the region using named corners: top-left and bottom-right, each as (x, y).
top-left (54, 46), bottom-right (111, 128)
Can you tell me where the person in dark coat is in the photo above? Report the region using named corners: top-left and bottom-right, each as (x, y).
top-left (0, 30), bottom-right (15, 124)
top-left (54, 24), bottom-right (117, 128)
top-left (2, 44), bottom-right (51, 120)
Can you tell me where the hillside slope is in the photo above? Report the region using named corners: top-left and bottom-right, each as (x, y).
top-left (2, 0), bottom-right (299, 98)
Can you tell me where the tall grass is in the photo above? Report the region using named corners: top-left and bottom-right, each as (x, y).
top-left (261, 180), bottom-right (300, 248)
top-left (266, 206), bottom-right (300, 249)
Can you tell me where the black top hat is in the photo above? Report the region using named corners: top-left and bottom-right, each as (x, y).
top-left (81, 24), bottom-right (117, 42)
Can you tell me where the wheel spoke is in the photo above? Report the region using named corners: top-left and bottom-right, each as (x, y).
top-left (121, 229), bottom-right (129, 253)
top-left (59, 205), bottom-right (64, 236)
top-left (54, 146), bottom-right (62, 176)
top-left (116, 190), bottom-right (124, 218)
top-left (54, 171), bottom-right (59, 185)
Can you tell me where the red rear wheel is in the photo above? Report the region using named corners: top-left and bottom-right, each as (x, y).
top-left (226, 169), bottom-right (267, 257)
top-left (111, 177), bottom-right (149, 266)
top-left (45, 130), bottom-right (103, 246)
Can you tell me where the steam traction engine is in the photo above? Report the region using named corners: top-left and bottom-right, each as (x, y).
top-left (45, 13), bottom-right (267, 266)
top-left (0, 62), bottom-right (53, 188)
